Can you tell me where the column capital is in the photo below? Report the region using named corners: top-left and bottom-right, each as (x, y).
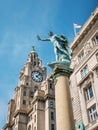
top-left (50, 65), bottom-right (73, 79)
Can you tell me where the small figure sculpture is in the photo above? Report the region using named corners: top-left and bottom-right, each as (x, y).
top-left (37, 32), bottom-right (72, 63)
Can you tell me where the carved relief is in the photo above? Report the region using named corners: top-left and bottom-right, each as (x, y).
top-left (71, 57), bottom-right (78, 69)
top-left (84, 42), bottom-right (92, 56)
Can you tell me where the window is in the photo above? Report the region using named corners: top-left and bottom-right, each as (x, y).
top-left (92, 35), bottom-right (98, 45)
top-left (51, 124), bottom-right (55, 130)
top-left (26, 82), bottom-right (28, 86)
top-left (50, 101), bottom-right (54, 108)
top-left (34, 61), bottom-right (36, 66)
top-left (23, 91), bottom-right (26, 96)
top-left (49, 83), bottom-right (53, 89)
top-left (30, 91), bottom-right (34, 98)
top-left (28, 116), bottom-right (30, 122)
top-left (34, 115), bottom-right (36, 122)
top-left (95, 68), bottom-right (98, 77)
top-left (30, 114), bottom-right (32, 120)
top-left (51, 112), bottom-right (54, 120)
top-left (35, 105), bottom-right (37, 110)
top-left (34, 127), bottom-right (36, 130)
top-left (23, 100), bottom-right (26, 105)
top-left (88, 105), bottom-right (98, 122)
top-left (96, 36), bottom-right (98, 43)
top-left (38, 61), bottom-right (41, 66)
top-left (96, 53), bottom-right (98, 62)
top-left (78, 50), bottom-right (84, 62)
top-left (81, 65), bottom-right (88, 78)
top-left (33, 54), bottom-right (36, 59)
top-left (85, 84), bottom-right (94, 100)
top-left (28, 125), bottom-right (31, 130)
top-left (34, 86), bottom-right (38, 92)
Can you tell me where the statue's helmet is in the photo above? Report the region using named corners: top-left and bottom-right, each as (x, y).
top-left (48, 31), bottom-right (54, 36)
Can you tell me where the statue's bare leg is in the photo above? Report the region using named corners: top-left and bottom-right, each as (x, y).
top-left (54, 47), bottom-right (59, 61)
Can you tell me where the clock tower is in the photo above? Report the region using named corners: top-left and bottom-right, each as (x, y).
top-left (14, 47), bottom-right (46, 111)
top-left (3, 46), bottom-right (55, 130)
top-left (18, 46), bottom-right (46, 90)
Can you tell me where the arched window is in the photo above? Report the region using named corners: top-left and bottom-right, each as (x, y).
top-left (23, 91), bottom-right (26, 96)
top-left (28, 125), bottom-right (31, 130)
top-left (92, 33), bottom-right (98, 46)
top-left (34, 115), bottom-right (36, 122)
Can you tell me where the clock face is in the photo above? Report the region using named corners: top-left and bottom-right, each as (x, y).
top-left (31, 71), bottom-right (43, 82)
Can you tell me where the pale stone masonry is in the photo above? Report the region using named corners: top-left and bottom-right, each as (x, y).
top-left (3, 6), bottom-right (98, 130)
top-left (51, 66), bottom-right (75, 130)
top-left (70, 6), bottom-right (98, 130)
top-left (3, 49), bottom-right (56, 130)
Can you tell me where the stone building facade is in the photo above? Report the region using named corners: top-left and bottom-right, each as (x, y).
top-left (70, 6), bottom-right (98, 130)
top-left (3, 48), bottom-right (56, 130)
top-left (3, 6), bottom-right (98, 130)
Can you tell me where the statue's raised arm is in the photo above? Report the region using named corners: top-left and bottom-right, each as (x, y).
top-left (36, 35), bottom-right (50, 41)
top-left (37, 31), bottom-right (72, 67)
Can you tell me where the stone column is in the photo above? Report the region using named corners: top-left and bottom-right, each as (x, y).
top-left (52, 65), bottom-right (75, 130)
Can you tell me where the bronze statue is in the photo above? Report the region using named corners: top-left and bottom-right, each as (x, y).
top-left (37, 31), bottom-right (72, 67)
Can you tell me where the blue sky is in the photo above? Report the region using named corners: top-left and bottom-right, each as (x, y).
top-left (0, 0), bottom-right (98, 129)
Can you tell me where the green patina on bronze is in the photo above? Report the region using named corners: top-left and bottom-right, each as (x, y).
top-left (50, 65), bottom-right (73, 81)
top-left (37, 32), bottom-right (73, 83)
top-left (76, 122), bottom-right (85, 130)
top-left (37, 31), bottom-right (72, 66)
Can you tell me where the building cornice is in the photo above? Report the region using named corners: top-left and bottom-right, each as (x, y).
top-left (44, 94), bottom-right (55, 100)
top-left (3, 120), bottom-right (15, 130)
top-left (3, 123), bottom-right (10, 130)
top-left (70, 6), bottom-right (98, 50)
top-left (14, 109), bottom-right (27, 118)
top-left (32, 96), bottom-right (45, 104)
top-left (14, 86), bottom-right (20, 91)
top-left (28, 93), bottom-right (55, 114)
top-left (28, 95), bottom-right (45, 114)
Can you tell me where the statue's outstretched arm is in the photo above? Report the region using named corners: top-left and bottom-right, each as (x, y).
top-left (36, 35), bottom-right (50, 42)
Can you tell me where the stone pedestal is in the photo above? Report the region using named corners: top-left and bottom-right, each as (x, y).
top-left (50, 65), bottom-right (75, 130)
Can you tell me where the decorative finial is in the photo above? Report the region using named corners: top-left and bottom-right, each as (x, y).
top-left (32, 46), bottom-right (36, 52)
